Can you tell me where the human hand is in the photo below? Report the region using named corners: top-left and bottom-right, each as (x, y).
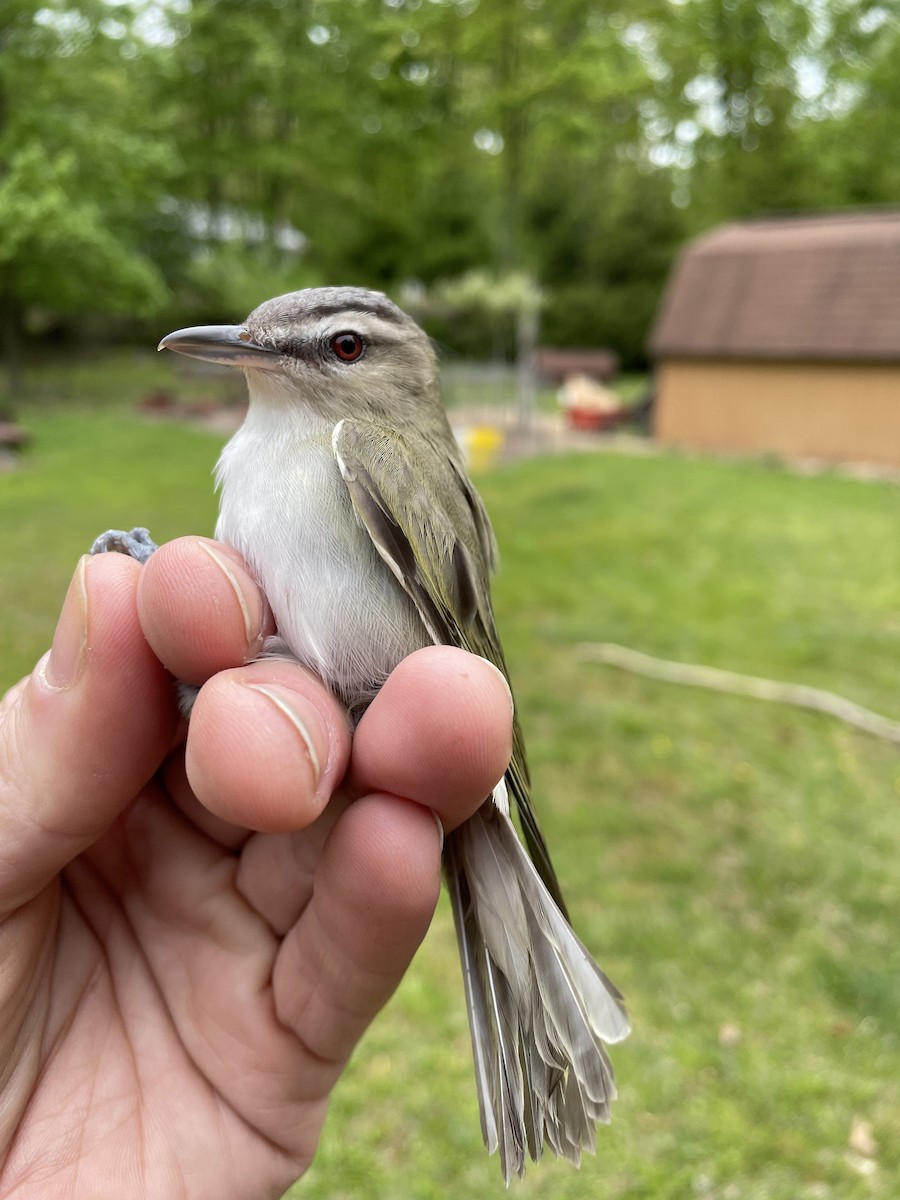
top-left (0, 538), bottom-right (513, 1200)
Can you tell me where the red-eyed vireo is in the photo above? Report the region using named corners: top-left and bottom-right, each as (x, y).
top-left (101, 287), bottom-right (630, 1181)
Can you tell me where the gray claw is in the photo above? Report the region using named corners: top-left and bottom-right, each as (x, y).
top-left (90, 527), bottom-right (159, 565)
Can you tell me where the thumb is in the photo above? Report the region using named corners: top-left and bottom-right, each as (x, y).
top-left (0, 554), bottom-right (176, 915)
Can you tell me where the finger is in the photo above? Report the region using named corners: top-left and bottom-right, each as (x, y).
top-left (86, 790), bottom-right (439, 1155)
top-left (137, 536), bottom-right (275, 684)
top-left (185, 660), bottom-right (351, 833)
top-left (161, 751), bottom-right (250, 850)
top-left (348, 646), bottom-right (513, 833)
top-left (235, 646), bottom-right (512, 934)
top-left (0, 554), bottom-right (175, 913)
top-left (272, 793), bottom-right (441, 1069)
top-left (0, 675), bottom-right (28, 721)
top-left (80, 789), bottom-right (320, 1152)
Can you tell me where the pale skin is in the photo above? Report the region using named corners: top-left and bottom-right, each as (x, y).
top-left (0, 537), bottom-right (514, 1200)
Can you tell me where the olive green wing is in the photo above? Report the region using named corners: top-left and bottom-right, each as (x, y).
top-left (332, 418), bottom-right (569, 917)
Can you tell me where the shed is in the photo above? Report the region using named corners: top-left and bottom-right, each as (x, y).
top-left (649, 212), bottom-right (900, 466)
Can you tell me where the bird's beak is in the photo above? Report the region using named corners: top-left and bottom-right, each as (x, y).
top-left (158, 324), bottom-right (282, 370)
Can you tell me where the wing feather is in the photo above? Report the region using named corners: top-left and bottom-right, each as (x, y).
top-left (333, 417), bottom-right (566, 902)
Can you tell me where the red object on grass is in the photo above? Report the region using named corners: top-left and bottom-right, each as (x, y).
top-left (567, 407), bottom-right (622, 432)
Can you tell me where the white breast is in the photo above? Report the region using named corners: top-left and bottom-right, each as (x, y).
top-left (214, 397), bottom-right (430, 709)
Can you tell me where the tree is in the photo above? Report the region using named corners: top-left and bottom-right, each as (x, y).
top-left (0, 1), bottom-right (173, 402)
top-left (5, 0), bottom-right (899, 386)
top-left (800, 3), bottom-right (900, 206)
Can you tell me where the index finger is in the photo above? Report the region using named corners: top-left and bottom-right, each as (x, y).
top-left (137, 536), bottom-right (275, 684)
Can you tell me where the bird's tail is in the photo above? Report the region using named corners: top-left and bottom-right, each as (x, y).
top-left (443, 795), bottom-right (630, 1183)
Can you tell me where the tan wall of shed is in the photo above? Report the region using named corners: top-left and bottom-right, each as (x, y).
top-left (654, 360), bottom-right (900, 465)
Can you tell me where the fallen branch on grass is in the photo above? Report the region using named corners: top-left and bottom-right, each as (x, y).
top-left (578, 642), bottom-right (900, 746)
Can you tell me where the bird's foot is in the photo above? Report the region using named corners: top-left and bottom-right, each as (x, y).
top-left (90, 527), bottom-right (159, 564)
top-left (90, 526), bottom-right (197, 717)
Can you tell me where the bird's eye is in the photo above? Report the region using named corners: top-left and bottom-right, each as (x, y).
top-left (330, 332), bottom-right (365, 362)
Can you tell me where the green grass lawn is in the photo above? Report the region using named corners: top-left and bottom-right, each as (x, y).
top-left (1, 402), bottom-right (898, 1200)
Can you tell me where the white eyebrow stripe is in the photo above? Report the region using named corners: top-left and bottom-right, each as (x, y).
top-left (304, 312), bottom-right (407, 343)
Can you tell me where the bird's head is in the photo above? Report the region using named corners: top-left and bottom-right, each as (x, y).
top-left (160, 286), bottom-right (442, 428)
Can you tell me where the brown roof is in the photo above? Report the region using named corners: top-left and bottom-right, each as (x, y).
top-left (650, 212), bottom-right (900, 362)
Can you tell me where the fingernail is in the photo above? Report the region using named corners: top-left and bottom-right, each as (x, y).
top-left (432, 810), bottom-right (445, 853)
top-left (196, 540), bottom-right (264, 650)
top-left (246, 684), bottom-right (324, 789)
top-left (474, 655), bottom-right (515, 716)
top-left (44, 557), bottom-right (89, 690)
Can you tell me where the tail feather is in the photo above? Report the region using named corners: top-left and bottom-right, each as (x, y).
top-left (446, 866), bottom-right (500, 1155)
top-left (444, 797), bottom-right (629, 1182)
top-left (485, 962), bottom-right (528, 1174)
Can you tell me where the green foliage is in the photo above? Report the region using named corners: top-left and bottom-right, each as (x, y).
top-left (2, 0), bottom-right (900, 390)
top-left (539, 281), bottom-right (658, 366)
top-left (411, 270), bottom-right (542, 358)
top-left (0, 142), bottom-right (166, 312)
top-left (0, 2), bottom-right (173, 318)
top-left (800, 6), bottom-right (900, 207)
top-left (2, 403), bottom-right (898, 1198)
top-left (180, 242), bottom-right (320, 321)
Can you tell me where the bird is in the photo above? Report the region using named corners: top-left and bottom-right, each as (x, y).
top-left (140, 287), bottom-right (630, 1180)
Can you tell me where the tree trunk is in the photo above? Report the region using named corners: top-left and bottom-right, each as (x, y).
top-left (0, 294), bottom-right (24, 418)
top-left (515, 305), bottom-right (538, 431)
top-left (495, 0), bottom-right (527, 275)
top-left (0, 31), bottom-right (18, 419)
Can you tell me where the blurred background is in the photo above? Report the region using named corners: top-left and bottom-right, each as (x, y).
top-left (2, 0), bottom-right (899, 395)
top-left (1, 1), bottom-right (899, 1197)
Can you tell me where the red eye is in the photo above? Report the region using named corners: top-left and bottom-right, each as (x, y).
top-left (330, 332), bottom-right (364, 362)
